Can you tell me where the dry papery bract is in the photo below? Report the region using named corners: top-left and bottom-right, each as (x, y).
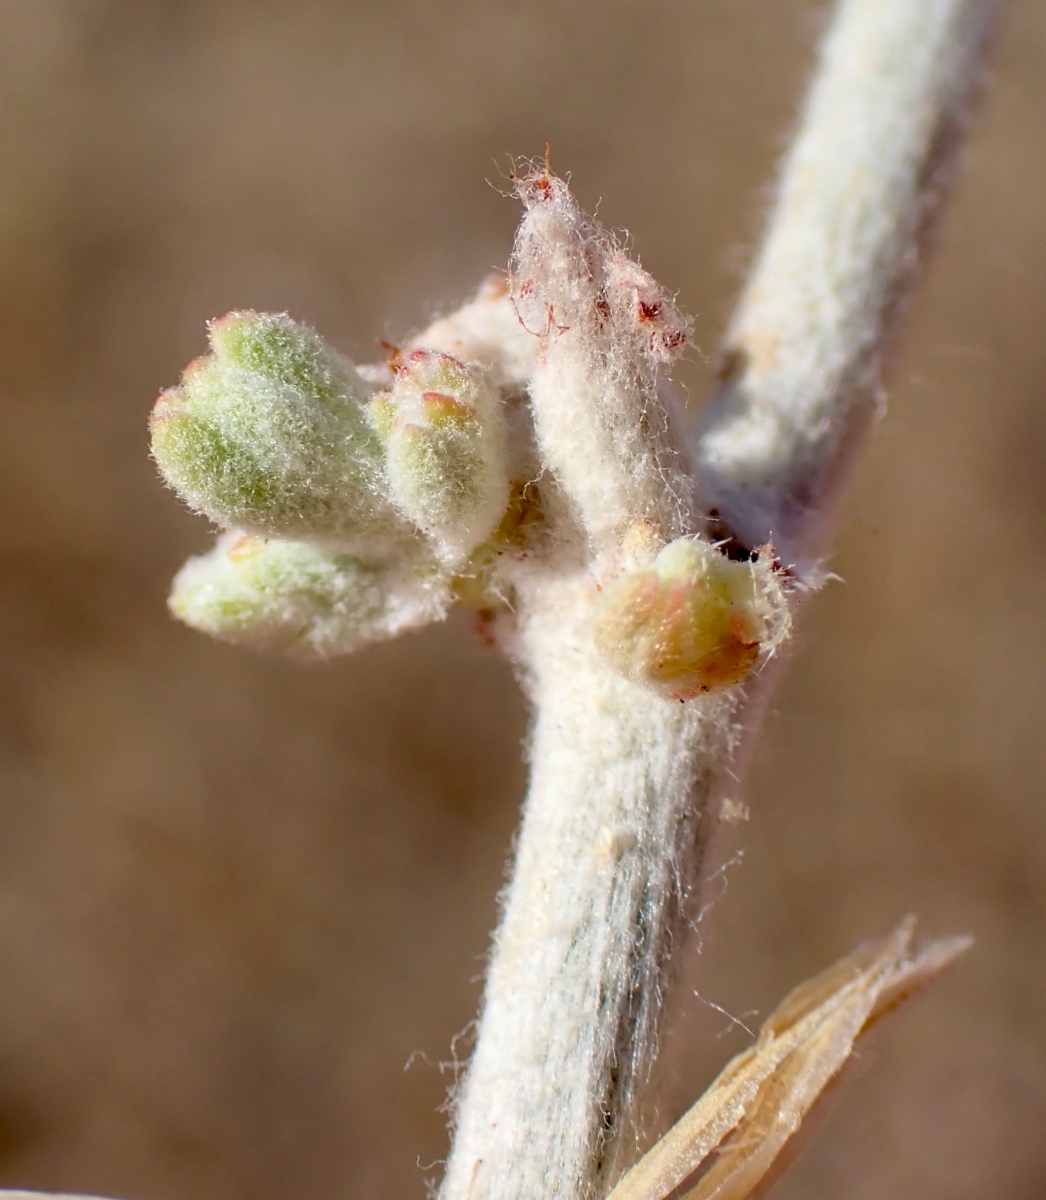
top-left (606, 920), bottom-right (970, 1200)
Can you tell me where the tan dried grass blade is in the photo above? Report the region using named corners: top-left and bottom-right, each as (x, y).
top-left (606, 919), bottom-right (971, 1200)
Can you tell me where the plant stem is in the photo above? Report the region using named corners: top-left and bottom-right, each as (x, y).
top-left (697, 0), bottom-right (995, 572)
top-left (441, 573), bottom-right (739, 1200)
top-left (441, 2), bottom-right (996, 1198)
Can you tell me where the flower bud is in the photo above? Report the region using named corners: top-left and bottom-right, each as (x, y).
top-left (151, 312), bottom-right (406, 549)
top-left (593, 537), bottom-right (788, 699)
top-left (370, 349), bottom-right (508, 564)
top-left (169, 532), bottom-right (450, 659)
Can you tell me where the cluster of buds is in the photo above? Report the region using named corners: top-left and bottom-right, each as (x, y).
top-left (151, 173), bottom-right (792, 695)
top-left (151, 310), bottom-right (510, 654)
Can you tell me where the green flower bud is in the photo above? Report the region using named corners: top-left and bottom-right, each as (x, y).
top-left (370, 349), bottom-right (508, 564)
top-left (151, 312), bottom-right (406, 548)
top-left (169, 532), bottom-right (450, 659)
top-left (593, 536), bottom-right (789, 699)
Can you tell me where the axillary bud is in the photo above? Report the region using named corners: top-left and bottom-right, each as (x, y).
top-left (593, 536), bottom-right (789, 700)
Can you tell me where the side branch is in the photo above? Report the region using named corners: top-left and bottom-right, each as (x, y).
top-left (696, 0), bottom-right (996, 571)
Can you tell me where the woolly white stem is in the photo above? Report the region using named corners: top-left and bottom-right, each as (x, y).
top-left (696, 0), bottom-right (994, 572)
top-left (441, 2), bottom-right (993, 1198)
top-left (441, 573), bottom-right (739, 1200)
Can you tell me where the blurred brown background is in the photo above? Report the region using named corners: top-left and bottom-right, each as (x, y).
top-left (0, 1), bottom-right (1044, 1198)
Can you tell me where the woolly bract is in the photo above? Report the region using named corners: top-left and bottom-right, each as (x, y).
top-left (369, 349), bottom-right (509, 565)
top-left (593, 538), bottom-right (789, 699)
top-left (170, 532), bottom-right (450, 659)
top-left (510, 170), bottom-right (694, 550)
top-left (151, 311), bottom-right (406, 549)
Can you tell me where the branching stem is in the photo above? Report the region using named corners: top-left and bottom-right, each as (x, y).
top-left (440, 3), bottom-right (995, 1199)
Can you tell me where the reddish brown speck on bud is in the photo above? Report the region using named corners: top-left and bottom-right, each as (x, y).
top-left (378, 339), bottom-right (404, 373)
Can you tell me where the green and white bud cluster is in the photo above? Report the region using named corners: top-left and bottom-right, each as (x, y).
top-left (151, 310), bottom-right (513, 656)
top-left (150, 181), bottom-right (791, 700)
top-left (149, 185), bottom-right (802, 1200)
